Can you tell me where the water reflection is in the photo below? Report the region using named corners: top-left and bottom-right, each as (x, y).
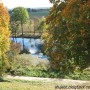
top-left (10, 38), bottom-right (48, 59)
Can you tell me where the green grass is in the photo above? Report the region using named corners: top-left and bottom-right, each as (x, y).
top-left (0, 79), bottom-right (90, 90)
top-left (0, 79), bottom-right (60, 90)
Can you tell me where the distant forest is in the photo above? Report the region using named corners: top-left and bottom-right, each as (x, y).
top-left (9, 8), bottom-right (50, 17)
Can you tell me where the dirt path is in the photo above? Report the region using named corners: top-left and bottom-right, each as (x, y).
top-left (5, 75), bottom-right (90, 85)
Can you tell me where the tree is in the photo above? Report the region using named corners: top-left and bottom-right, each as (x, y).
top-left (42, 0), bottom-right (90, 73)
top-left (61, 0), bottom-right (90, 72)
top-left (11, 7), bottom-right (29, 50)
top-left (10, 21), bottom-right (19, 43)
top-left (32, 17), bottom-right (40, 37)
top-left (38, 16), bottom-right (47, 35)
top-left (0, 3), bottom-right (10, 77)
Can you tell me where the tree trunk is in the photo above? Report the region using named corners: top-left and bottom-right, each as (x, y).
top-left (21, 21), bottom-right (24, 37)
top-left (0, 52), bottom-right (3, 77)
top-left (34, 25), bottom-right (35, 38)
top-left (15, 29), bottom-right (17, 43)
top-left (21, 22), bottom-right (24, 50)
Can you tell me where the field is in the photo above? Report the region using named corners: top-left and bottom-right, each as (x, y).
top-left (30, 10), bottom-right (49, 17)
top-left (0, 77), bottom-right (90, 90)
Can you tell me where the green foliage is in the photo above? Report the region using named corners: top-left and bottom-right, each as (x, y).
top-left (0, 76), bottom-right (3, 82)
top-left (9, 67), bottom-right (65, 78)
top-left (5, 53), bottom-right (90, 80)
top-left (37, 17), bottom-right (47, 33)
top-left (11, 7), bottom-right (29, 23)
top-left (7, 54), bottom-right (49, 75)
top-left (6, 42), bottom-right (21, 70)
top-left (42, 0), bottom-right (90, 72)
top-left (10, 22), bottom-right (19, 38)
top-left (67, 68), bottom-right (90, 80)
top-left (11, 7), bottom-right (29, 38)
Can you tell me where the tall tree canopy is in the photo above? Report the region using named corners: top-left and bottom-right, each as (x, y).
top-left (0, 3), bottom-right (10, 76)
top-left (42, 0), bottom-right (90, 73)
top-left (38, 17), bottom-right (47, 34)
top-left (11, 7), bottom-right (29, 36)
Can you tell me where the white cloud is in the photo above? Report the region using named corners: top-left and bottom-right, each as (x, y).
top-left (3, 0), bottom-right (53, 9)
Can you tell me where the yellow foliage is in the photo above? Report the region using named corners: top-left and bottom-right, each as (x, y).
top-left (0, 3), bottom-right (10, 76)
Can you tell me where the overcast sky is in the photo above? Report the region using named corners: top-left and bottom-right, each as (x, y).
top-left (3, 0), bottom-right (53, 9)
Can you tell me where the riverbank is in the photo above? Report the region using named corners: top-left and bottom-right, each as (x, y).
top-left (11, 35), bottom-right (41, 39)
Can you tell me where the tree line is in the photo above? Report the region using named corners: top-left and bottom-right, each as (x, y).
top-left (9, 8), bottom-right (50, 16)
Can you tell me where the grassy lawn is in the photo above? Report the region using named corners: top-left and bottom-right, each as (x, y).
top-left (0, 78), bottom-right (90, 90)
top-left (0, 79), bottom-right (61, 90)
top-left (0, 81), bottom-right (53, 90)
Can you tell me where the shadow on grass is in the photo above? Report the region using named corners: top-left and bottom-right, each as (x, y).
top-left (0, 77), bottom-right (11, 82)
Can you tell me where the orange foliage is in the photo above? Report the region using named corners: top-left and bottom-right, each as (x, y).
top-left (43, 0), bottom-right (90, 71)
top-left (0, 3), bottom-right (10, 52)
top-left (0, 3), bottom-right (10, 76)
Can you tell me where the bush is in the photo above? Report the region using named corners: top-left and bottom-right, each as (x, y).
top-left (0, 77), bottom-right (3, 82)
top-left (68, 67), bottom-right (90, 80)
top-left (19, 47), bottom-right (30, 54)
top-left (10, 41), bottom-right (21, 55)
top-left (8, 54), bottom-right (50, 76)
top-left (6, 42), bottom-right (21, 70)
top-left (7, 53), bottom-right (90, 80)
top-left (13, 54), bottom-right (50, 68)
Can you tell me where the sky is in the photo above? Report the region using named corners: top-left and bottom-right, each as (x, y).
top-left (3, 0), bottom-right (53, 9)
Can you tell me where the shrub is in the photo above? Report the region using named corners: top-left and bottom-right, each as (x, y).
top-left (0, 77), bottom-right (3, 82)
top-left (8, 54), bottom-right (50, 75)
top-left (6, 42), bottom-right (21, 70)
top-left (19, 47), bottom-right (30, 54)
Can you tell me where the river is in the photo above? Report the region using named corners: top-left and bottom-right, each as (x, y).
top-left (10, 37), bottom-right (48, 59)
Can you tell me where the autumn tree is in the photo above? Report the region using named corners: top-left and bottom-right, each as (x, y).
top-left (61, 0), bottom-right (90, 72)
top-left (42, 0), bottom-right (90, 73)
top-left (0, 3), bottom-right (10, 77)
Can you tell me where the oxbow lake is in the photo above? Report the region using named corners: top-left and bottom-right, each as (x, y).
top-left (10, 37), bottom-right (48, 59)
